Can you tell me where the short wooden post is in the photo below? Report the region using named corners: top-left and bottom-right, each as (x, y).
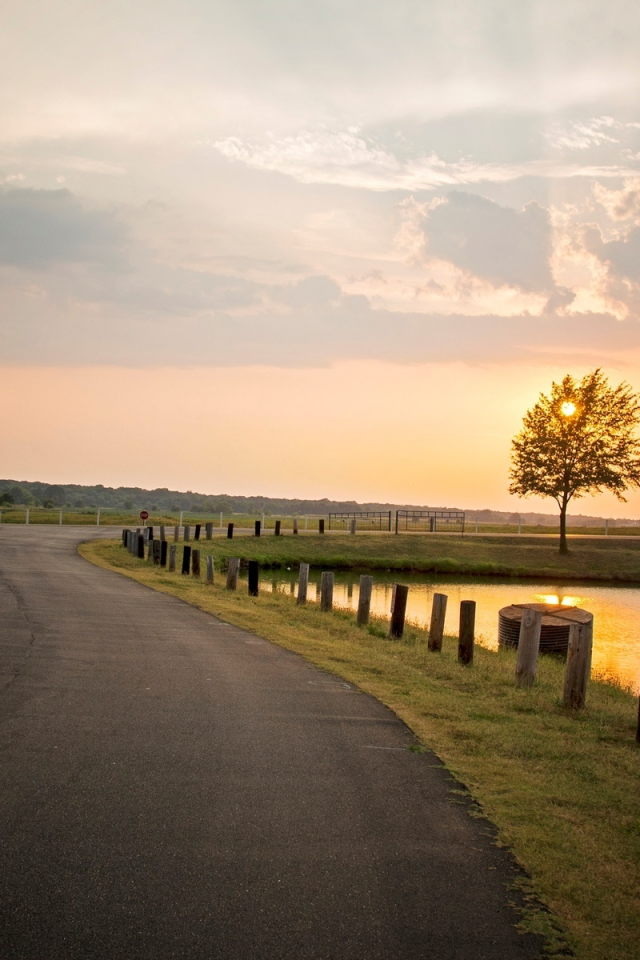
top-left (515, 608), bottom-right (542, 687)
top-left (151, 539), bottom-right (160, 565)
top-left (25, 508), bottom-right (29, 525)
top-left (255, 520), bottom-right (261, 537)
top-left (274, 520), bottom-right (281, 536)
top-left (181, 545), bottom-right (191, 575)
top-left (179, 510), bottom-right (184, 527)
top-left (389, 584), bottom-right (408, 639)
top-left (219, 511), bottom-right (223, 529)
top-left (192, 548), bottom-right (201, 577)
top-left (475, 519), bottom-right (478, 534)
top-left (159, 524), bottom-right (165, 542)
top-left (293, 518), bottom-right (298, 535)
top-left (227, 522), bottom-right (234, 539)
top-left (357, 575), bottom-right (373, 626)
top-left (297, 563), bottom-right (309, 604)
top-left (59, 510), bottom-right (63, 525)
top-left (428, 593), bottom-right (448, 652)
top-left (205, 522), bottom-right (213, 540)
top-left (195, 524), bottom-right (201, 541)
top-left (320, 571), bottom-right (334, 611)
top-left (350, 517), bottom-right (356, 535)
top-left (226, 557), bottom-right (240, 590)
top-left (636, 694), bottom-right (640, 744)
top-left (97, 509), bottom-right (101, 526)
top-left (248, 560), bottom-right (259, 596)
top-left (160, 540), bottom-right (168, 566)
top-left (206, 554), bottom-right (214, 584)
top-left (174, 524), bottom-right (179, 542)
top-left (169, 544), bottom-right (176, 572)
top-left (563, 619), bottom-right (594, 710)
top-left (148, 526), bottom-right (153, 539)
top-left (319, 518), bottom-right (325, 534)
top-left (429, 517), bottom-right (435, 533)
top-left (147, 539), bottom-right (154, 562)
top-left (458, 601), bottom-right (476, 665)
top-left (184, 524), bottom-right (191, 542)
top-left (138, 535), bottom-right (145, 559)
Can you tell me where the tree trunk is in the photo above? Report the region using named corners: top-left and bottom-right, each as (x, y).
top-left (559, 500), bottom-right (569, 554)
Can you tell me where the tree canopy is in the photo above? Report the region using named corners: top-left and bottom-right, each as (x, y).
top-left (509, 369), bottom-right (640, 552)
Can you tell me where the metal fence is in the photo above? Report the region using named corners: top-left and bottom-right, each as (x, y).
top-left (328, 511), bottom-right (393, 531)
top-left (395, 509), bottom-right (465, 534)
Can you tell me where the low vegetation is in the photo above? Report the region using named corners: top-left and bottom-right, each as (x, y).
top-left (82, 538), bottom-right (640, 960)
top-left (187, 532), bottom-right (640, 582)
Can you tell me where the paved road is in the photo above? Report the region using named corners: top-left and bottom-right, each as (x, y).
top-left (0, 526), bottom-right (543, 960)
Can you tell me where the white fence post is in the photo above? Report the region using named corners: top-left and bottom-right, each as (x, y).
top-left (97, 509), bottom-right (101, 526)
top-left (25, 508), bottom-right (29, 525)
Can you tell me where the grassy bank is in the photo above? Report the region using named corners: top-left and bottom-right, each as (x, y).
top-left (82, 538), bottom-right (640, 960)
top-left (173, 532), bottom-right (640, 582)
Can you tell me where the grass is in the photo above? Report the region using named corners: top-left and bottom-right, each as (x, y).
top-left (167, 531), bottom-right (640, 582)
top-left (82, 538), bottom-right (640, 960)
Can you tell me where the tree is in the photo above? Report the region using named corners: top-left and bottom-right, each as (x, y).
top-left (509, 369), bottom-right (640, 553)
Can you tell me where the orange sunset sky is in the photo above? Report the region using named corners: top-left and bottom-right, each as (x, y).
top-left (2, 2), bottom-right (640, 518)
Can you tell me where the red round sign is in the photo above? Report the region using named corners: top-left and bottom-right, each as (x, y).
top-left (140, 510), bottom-right (149, 520)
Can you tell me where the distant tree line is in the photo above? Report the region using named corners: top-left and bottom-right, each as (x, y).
top-left (0, 478), bottom-right (634, 525)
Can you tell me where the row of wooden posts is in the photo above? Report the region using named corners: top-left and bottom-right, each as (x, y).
top-left (138, 519), bottom-right (327, 542)
top-left (124, 527), bottom-right (603, 718)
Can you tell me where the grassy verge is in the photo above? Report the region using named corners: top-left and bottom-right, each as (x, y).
top-left (82, 539), bottom-right (640, 960)
top-left (173, 532), bottom-right (640, 582)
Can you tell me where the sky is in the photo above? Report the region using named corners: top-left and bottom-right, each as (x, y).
top-left (2, 0), bottom-right (640, 516)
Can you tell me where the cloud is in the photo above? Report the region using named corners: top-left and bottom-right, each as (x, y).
top-left (415, 192), bottom-right (553, 292)
top-left (585, 223), bottom-right (640, 284)
top-left (212, 130), bottom-right (639, 192)
top-left (546, 116), bottom-right (622, 150)
top-left (0, 188), bottom-right (125, 266)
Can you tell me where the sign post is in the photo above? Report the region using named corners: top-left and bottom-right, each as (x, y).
top-left (140, 510), bottom-right (149, 527)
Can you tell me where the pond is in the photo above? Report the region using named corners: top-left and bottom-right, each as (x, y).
top-left (242, 569), bottom-right (640, 694)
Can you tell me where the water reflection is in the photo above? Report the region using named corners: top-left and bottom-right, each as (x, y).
top-left (247, 570), bottom-right (640, 694)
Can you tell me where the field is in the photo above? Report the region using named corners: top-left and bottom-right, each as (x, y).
top-left (165, 531), bottom-right (640, 582)
top-left (82, 537), bottom-right (640, 960)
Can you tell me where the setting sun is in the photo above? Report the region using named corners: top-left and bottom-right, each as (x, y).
top-left (561, 401), bottom-right (577, 416)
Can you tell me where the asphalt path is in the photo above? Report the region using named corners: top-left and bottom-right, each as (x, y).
top-left (0, 526), bottom-right (544, 960)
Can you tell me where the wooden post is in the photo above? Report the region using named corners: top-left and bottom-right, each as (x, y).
top-left (458, 601), bottom-right (476, 665)
top-left (305, 515), bottom-right (308, 531)
top-left (195, 524), bottom-right (201, 541)
top-left (293, 518), bottom-right (299, 535)
top-left (297, 563), bottom-right (309, 604)
top-left (320, 572), bottom-right (334, 611)
top-left (148, 525), bottom-right (154, 540)
top-left (636, 694), bottom-right (640, 744)
top-left (169, 545), bottom-right (176, 572)
top-left (206, 554), bottom-right (214, 584)
top-left (255, 520), bottom-right (261, 537)
top-left (226, 557), bottom-right (240, 590)
top-left (184, 524), bottom-right (191, 542)
top-left (475, 519), bottom-right (478, 534)
top-left (174, 524), bottom-right (179, 542)
top-left (153, 540), bottom-right (161, 565)
top-left (147, 539), bottom-right (154, 562)
top-left (59, 510), bottom-right (63, 525)
top-left (274, 520), bottom-right (281, 536)
top-left (515, 608), bottom-right (542, 687)
top-left (192, 548), bottom-right (201, 577)
top-left (138, 535), bottom-right (145, 559)
top-left (227, 522), bottom-right (234, 539)
top-left (205, 522), bottom-right (213, 540)
top-left (319, 518), bottom-right (325, 534)
top-left (25, 508), bottom-right (29, 525)
top-left (220, 511), bottom-right (223, 529)
top-left (96, 509), bottom-right (100, 526)
top-left (357, 575), bottom-right (373, 626)
top-left (350, 517), bottom-right (357, 535)
top-left (248, 560), bottom-right (259, 596)
top-left (563, 619), bottom-right (594, 710)
top-left (160, 540), bottom-right (168, 567)
top-left (159, 524), bottom-right (165, 542)
top-left (518, 517), bottom-right (522, 535)
top-left (181, 545), bottom-right (191, 575)
top-left (389, 584), bottom-right (408, 639)
top-left (428, 593), bottom-right (448, 652)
